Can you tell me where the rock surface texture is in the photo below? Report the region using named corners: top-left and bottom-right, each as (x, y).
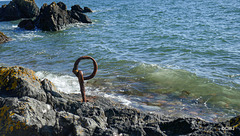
top-left (0, 66), bottom-right (240, 136)
top-left (0, 0), bottom-right (39, 21)
top-left (33, 2), bottom-right (92, 31)
top-left (0, 32), bottom-right (10, 44)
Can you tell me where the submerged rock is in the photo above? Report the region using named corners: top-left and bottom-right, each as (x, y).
top-left (0, 32), bottom-right (10, 44)
top-left (18, 19), bottom-right (35, 30)
top-left (0, 0), bottom-right (39, 21)
top-left (0, 66), bottom-right (239, 135)
top-left (34, 2), bottom-right (92, 31)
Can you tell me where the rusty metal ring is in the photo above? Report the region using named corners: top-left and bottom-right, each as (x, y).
top-left (72, 56), bottom-right (98, 80)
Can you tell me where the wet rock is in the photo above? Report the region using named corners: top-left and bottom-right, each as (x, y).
top-left (71, 5), bottom-right (84, 12)
top-left (83, 7), bottom-right (93, 13)
top-left (159, 118), bottom-right (197, 135)
top-left (18, 19), bottom-right (35, 30)
top-left (34, 2), bottom-right (70, 31)
top-left (0, 31), bottom-right (10, 44)
top-left (0, 0), bottom-right (39, 21)
top-left (70, 8), bottom-right (92, 24)
top-left (0, 66), bottom-right (240, 135)
top-left (13, 0), bottom-right (39, 18)
top-left (71, 5), bottom-right (93, 13)
top-left (34, 2), bottom-right (92, 31)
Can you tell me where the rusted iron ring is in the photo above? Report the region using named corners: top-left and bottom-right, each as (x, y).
top-left (72, 56), bottom-right (98, 80)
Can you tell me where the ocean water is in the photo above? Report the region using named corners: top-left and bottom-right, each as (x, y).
top-left (0, 0), bottom-right (240, 122)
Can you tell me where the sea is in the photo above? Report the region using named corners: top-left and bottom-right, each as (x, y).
top-left (0, 0), bottom-right (240, 122)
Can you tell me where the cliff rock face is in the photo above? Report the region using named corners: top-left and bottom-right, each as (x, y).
top-left (0, 0), bottom-right (39, 21)
top-left (0, 32), bottom-right (10, 44)
top-left (0, 66), bottom-right (239, 136)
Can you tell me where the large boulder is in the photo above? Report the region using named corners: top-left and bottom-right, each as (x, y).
top-left (0, 66), bottom-right (48, 102)
top-left (0, 0), bottom-right (39, 21)
top-left (12, 0), bottom-right (39, 18)
top-left (34, 2), bottom-right (92, 31)
top-left (18, 19), bottom-right (35, 30)
top-left (0, 32), bottom-right (10, 44)
top-left (34, 2), bottom-right (71, 31)
top-left (70, 5), bottom-right (92, 23)
top-left (0, 66), bottom-right (239, 135)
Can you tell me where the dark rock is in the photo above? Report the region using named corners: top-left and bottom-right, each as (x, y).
top-left (0, 66), bottom-right (240, 136)
top-left (0, 1), bottom-right (22, 21)
top-left (34, 2), bottom-right (71, 31)
top-left (71, 5), bottom-right (84, 12)
top-left (34, 2), bottom-right (92, 31)
top-left (1, 4), bottom-right (7, 8)
top-left (57, 1), bottom-right (67, 11)
top-left (18, 19), bottom-right (35, 30)
top-left (144, 123), bottom-right (166, 136)
top-left (13, 0), bottom-right (39, 18)
top-left (93, 127), bottom-right (117, 136)
top-left (70, 10), bottom-right (92, 23)
top-left (83, 7), bottom-right (93, 13)
top-left (159, 118), bottom-right (196, 135)
top-left (71, 5), bottom-right (93, 13)
top-left (0, 31), bottom-right (10, 44)
top-left (0, 0), bottom-right (39, 21)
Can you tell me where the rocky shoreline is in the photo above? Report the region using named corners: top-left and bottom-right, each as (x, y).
top-left (0, 0), bottom-right (93, 31)
top-left (0, 66), bottom-right (240, 136)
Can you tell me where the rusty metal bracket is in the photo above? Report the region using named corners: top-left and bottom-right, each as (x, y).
top-left (72, 56), bottom-right (98, 102)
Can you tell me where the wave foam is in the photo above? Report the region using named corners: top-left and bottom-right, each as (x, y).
top-left (35, 71), bottom-right (132, 106)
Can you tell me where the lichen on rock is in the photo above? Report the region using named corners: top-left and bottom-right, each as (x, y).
top-left (0, 66), bottom-right (47, 102)
top-left (0, 105), bottom-right (29, 136)
top-left (0, 66), bottom-right (39, 90)
top-left (0, 32), bottom-right (10, 44)
top-left (0, 66), bottom-right (240, 135)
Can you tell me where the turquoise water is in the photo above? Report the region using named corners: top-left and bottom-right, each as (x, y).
top-left (1, 0), bottom-right (240, 122)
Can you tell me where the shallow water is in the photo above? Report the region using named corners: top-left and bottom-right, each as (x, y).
top-left (0, 0), bottom-right (240, 122)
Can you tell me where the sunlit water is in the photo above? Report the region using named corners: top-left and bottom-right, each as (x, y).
top-left (1, 0), bottom-right (240, 122)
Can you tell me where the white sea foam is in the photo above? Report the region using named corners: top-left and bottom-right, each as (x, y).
top-left (36, 71), bottom-right (79, 93)
top-left (12, 25), bottom-right (18, 28)
top-left (35, 71), bottom-right (132, 106)
top-left (104, 93), bottom-right (132, 106)
top-left (15, 32), bottom-right (43, 41)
